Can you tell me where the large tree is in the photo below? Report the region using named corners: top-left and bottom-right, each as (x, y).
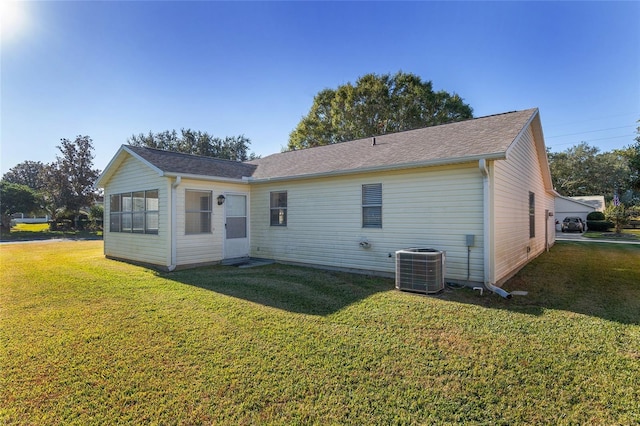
top-left (50, 136), bottom-right (100, 219)
top-left (627, 120), bottom-right (640, 191)
top-left (0, 181), bottom-right (40, 233)
top-left (39, 162), bottom-right (71, 222)
top-left (1, 136), bottom-right (100, 229)
top-left (1, 160), bottom-right (47, 191)
top-left (548, 142), bottom-right (635, 203)
top-left (127, 129), bottom-right (257, 161)
top-left (287, 72), bottom-right (473, 150)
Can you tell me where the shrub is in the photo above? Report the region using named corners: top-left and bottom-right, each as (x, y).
top-left (587, 211), bottom-right (605, 221)
top-left (604, 203), bottom-right (630, 234)
top-left (587, 220), bottom-right (614, 232)
top-left (88, 205), bottom-right (104, 231)
top-left (49, 219), bottom-right (73, 231)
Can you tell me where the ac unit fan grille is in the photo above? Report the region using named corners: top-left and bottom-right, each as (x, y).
top-left (395, 249), bottom-right (445, 294)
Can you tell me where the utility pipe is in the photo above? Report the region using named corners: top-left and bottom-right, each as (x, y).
top-left (479, 159), bottom-right (512, 299)
top-left (168, 176), bottom-right (181, 271)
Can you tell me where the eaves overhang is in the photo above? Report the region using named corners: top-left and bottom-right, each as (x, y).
top-left (161, 172), bottom-right (250, 184)
top-left (246, 152), bottom-right (507, 183)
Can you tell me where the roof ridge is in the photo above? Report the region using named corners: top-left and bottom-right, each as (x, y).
top-left (126, 144), bottom-right (246, 165)
top-left (248, 107), bottom-right (541, 180)
top-left (372, 108), bottom-right (536, 138)
top-left (273, 108), bottom-right (536, 156)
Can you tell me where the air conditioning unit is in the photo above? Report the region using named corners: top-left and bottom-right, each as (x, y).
top-left (395, 248), bottom-right (445, 294)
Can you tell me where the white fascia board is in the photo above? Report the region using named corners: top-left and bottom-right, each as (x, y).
top-left (96, 145), bottom-right (166, 188)
top-left (122, 146), bottom-right (165, 176)
top-left (96, 145), bottom-right (145, 188)
top-left (96, 145), bottom-right (125, 188)
top-left (505, 109), bottom-right (554, 193)
top-left (504, 108), bottom-right (539, 161)
top-left (162, 172), bottom-right (249, 184)
top-left (246, 152), bottom-right (506, 183)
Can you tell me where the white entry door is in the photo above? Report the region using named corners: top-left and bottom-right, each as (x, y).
top-left (224, 193), bottom-right (249, 259)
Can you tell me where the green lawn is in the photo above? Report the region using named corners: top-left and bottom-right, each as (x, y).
top-left (583, 228), bottom-right (640, 240)
top-left (1, 241), bottom-right (639, 424)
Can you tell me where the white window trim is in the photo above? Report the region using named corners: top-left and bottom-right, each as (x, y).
top-left (270, 191), bottom-right (288, 227)
top-left (185, 189), bottom-right (212, 235)
top-left (362, 183), bottom-right (382, 228)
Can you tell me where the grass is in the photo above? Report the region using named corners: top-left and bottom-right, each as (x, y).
top-left (0, 222), bottom-right (102, 242)
top-left (1, 241), bottom-right (639, 424)
top-left (583, 229), bottom-right (640, 240)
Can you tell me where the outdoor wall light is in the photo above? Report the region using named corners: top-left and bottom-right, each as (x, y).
top-left (217, 195), bottom-right (226, 205)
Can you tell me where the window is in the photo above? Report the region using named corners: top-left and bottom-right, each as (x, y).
top-left (186, 190), bottom-right (212, 234)
top-left (270, 191), bottom-right (287, 226)
top-left (529, 191), bottom-right (535, 238)
top-left (132, 191), bottom-right (145, 233)
top-left (122, 192), bottom-right (132, 232)
top-left (145, 190), bottom-right (159, 233)
top-left (109, 190), bottom-right (159, 234)
top-left (109, 194), bottom-right (121, 232)
top-left (362, 183), bottom-right (382, 228)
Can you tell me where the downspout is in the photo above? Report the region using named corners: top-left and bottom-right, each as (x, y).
top-left (168, 176), bottom-right (181, 272)
top-left (479, 159), bottom-right (512, 299)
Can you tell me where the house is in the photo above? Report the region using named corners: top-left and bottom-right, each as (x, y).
top-left (554, 195), bottom-right (597, 230)
top-left (96, 108), bottom-right (556, 295)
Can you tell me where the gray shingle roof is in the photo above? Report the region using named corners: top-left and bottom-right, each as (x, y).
top-left (247, 108), bottom-right (538, 180)
top-left (119, 108), bottom-right (538, 182)
top-left (126, 145), bottom-right (257, 180)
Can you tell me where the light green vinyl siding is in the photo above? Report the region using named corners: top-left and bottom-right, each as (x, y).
top-left (174, 179), bottom-right (248, 266)
top-left (493, 125), bottom-right (556, 284)
top-left (103, 156), bottom-right (170, 267)
top-left (250, 164), bottom-right (485, 281)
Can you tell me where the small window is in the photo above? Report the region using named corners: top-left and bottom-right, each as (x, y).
top-left (186, 190), bottom-right (212, 234)
top-left (270, 191), bottom-right (287, 226)
top-left (121, 192), bottom-right (133, 232)
top-left (109, 194), bottom-right (121, 232)
top-left (362, 183), bottom-right (382, 228)
top-left (132, 191), bottom-right (145, 233)
top-left (145, 190), bottom-right (159, 234)
top-left (529, 191), bottom-right (535, 238)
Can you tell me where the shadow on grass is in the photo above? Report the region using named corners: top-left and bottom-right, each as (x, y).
top-left (436, 242), bottom-right (640, 325)
top-left (160, 242), bottom-right (639, 323)
top-left (161, 263), bottom-right (395, 316)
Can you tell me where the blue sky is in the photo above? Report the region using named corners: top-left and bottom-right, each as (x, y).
top-left (1, 1), bottom-right (639, 176)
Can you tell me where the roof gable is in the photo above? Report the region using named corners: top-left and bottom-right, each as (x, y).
top-left (556, 195), bottom-right (597, 210)
top-left (569, 195), bottom-right (605, 211)
top-left (96, 145), bottom-right (257, 187)
top-left (125, 146), bottom-right (257, 180)
top-left (96, 145), bottom-right (160, 188)
top-left (506, 110), bottom-right (554, 193)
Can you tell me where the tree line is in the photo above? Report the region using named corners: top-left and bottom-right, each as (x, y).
top-left (549, 140), bottom-right (640, 205)
top-left (127, 130), bottom-right (258, 161)
top-left (1, 136), bottom-right (100, 232)
top-left (548, 131), bottom-right (640, 231)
